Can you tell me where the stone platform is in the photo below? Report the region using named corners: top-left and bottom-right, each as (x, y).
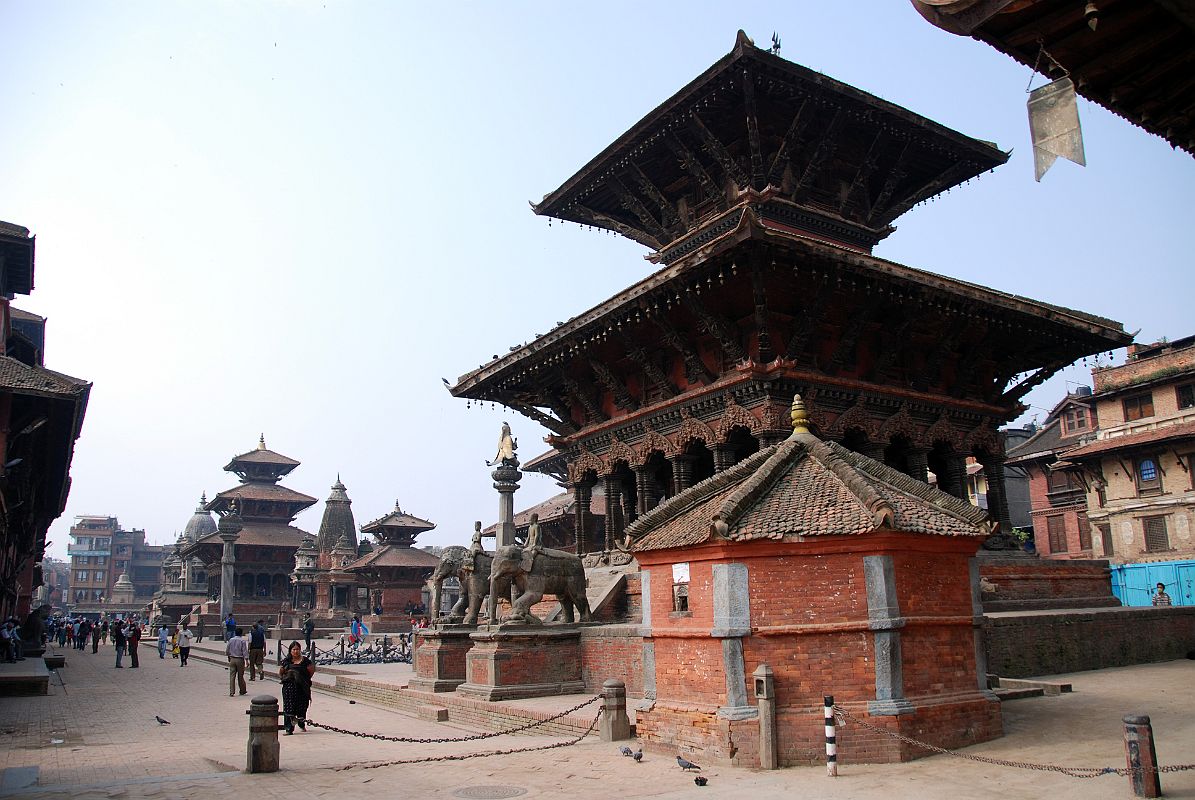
top-left (456, 624), bottom-right (584, 701)
top-left (978, 552), bottom-right (1121, 612)
top-left (0, 658), bottom-right (49, 696)
top-left (409, 625), bottom-right (474, 693)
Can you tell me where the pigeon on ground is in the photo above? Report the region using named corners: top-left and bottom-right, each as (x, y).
top-left (677, 755), bottom-right (701, 771)
top-left (155, 716), bottom-right (170, 725)
top-left (619, 746), bottom-right (634, 757)
top-left (694, 776), bottom-right (708, 786)
top-left (632, 749), bottom-right (643, 762)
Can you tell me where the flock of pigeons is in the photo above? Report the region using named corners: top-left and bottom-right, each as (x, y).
top-left (619, 746), bottom-right (709, 786)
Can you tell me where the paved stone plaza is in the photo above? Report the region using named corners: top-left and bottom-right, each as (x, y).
top-left (1, 639), bottom-right (1192, 799)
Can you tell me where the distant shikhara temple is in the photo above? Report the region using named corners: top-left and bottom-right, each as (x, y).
top-left (451, 31), bottom-right (1132, 555)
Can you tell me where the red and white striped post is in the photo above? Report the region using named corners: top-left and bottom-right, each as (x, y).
top-left (824, 694), bottom-right (838, 777)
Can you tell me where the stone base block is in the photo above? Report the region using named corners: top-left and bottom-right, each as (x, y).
top-left (417, 705), bottom-right (449, 722)
top-left (455, 624), bottom-right (584, 701)
top-left (409, 625), bottom-right (476, 693)
top-left (43, 655), bottom-right (65, 669)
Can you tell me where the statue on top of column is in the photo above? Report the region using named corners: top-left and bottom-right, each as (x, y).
top-left (487, 422), bottom-right (518, 467)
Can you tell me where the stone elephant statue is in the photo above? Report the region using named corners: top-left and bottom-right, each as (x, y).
top-left (430, 546), bottom-right (494, 626)
top-left (488, 545), bottom-right (591, 625)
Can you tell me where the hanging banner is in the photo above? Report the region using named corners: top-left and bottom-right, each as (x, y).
top-left (1028, 77), bottom-right (1086, 181)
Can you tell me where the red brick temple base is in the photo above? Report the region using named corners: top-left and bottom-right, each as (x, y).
top-left (409, 625), bottom-right (475, 693)
top-left (455, 625), bottom-right (585, 701)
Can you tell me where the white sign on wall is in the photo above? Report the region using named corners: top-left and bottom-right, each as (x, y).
top-left (671, 562), bottom-right (690, 584)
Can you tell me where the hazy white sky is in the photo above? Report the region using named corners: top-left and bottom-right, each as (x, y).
top-left (2, 2), bottom-right (1191, 561)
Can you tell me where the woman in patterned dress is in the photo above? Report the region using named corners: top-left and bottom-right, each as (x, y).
top-left (279, 640), bottom-right (315, 734)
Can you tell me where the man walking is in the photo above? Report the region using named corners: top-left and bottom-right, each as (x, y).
top-left (248, 620), bottom-right (267, 682)
top-left (128, 617), bottom-right (141, 668)
top-left (226, 627), bottom-right (249, 696)
top-left (195, 617), bottom-right (205, 643)
top-left (91, 620), bottom-right (101, 654)
top-left (224, 613), bottom-right (236, 642)
top-left (113, 619), bottom-right (127, 668)
top-left (157, 625), bottom-right (169, 659)
top-left (302, 613), bottom-right (314, 653)
top-left (177, 621), bottom-right (194, 667)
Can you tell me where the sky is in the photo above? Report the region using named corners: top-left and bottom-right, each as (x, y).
top-left (2, 2), bottom-right (1191, 561)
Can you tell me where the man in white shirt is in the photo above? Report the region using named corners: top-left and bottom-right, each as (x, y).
top-left (225, 627), bottom-right (249, 696)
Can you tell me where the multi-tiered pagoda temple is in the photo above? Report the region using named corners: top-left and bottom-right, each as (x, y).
top-left (180, 437), bottom-right (316, 617)
top-left (451, 31), bottom-right (1132, 556)
top-left (347, 501), bottom-right (441, 631)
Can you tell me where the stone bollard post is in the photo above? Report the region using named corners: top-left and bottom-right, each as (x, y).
top-left (245, 695), bottom-right (281, 773)
top-left (753, 664), bottom-right (777, 769)
top-left (824, 695), bottom-right (837, 777)
top-left (599, 679), bottom-right (632, 741)
top-left (1123, 714), bottom-right (1161, 798)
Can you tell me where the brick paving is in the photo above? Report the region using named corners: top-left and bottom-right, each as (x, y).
top-left (1, 637), bottom-right (1193, 799)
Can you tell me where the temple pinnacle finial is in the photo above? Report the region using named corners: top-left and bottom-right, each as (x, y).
top-left (200, 491), bottom-right (207, 504)
top-left (394, 499), bottom-right (402, 512)
top-left (258, 434), bottom-right (266, 450)
top-left (791, 394), bottom-right (810, 434)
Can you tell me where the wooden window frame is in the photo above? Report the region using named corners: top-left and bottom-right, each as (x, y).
top-left (1142, 515), bottom-right (1170, 552)
top-left (1096, 523), bottom-right (1113, 556)
top-left (1077, 512), bottom-right (1093, 551)
top-left (1134, 455), bottom-right (1163, 497)
top-left (1177, 383), bottom-right (1195, 411)
top-left (1046, 515), bottom-right (1067, 553)
top-left (1123, 392), bottom-right (1155, 422)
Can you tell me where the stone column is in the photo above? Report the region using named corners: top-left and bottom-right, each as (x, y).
top-left (712, 563), bottom-right (756, 721)
top-left (573, 481), bottom-right (592, 556)
top-left (633, 465), bottom-right (651, 516)
top-left (603, 475), bottom-right (622, 552)
top-left (947, 454), bottom-right (969, 501)
top-left (906, 447), bottom-right (930, 484)
top-left (668, 454), bottom-right (694, 495)
top-left (712, 444), bottom-right (735, 473)
top-left (978, 453), bottom-right (1013, 532)
top-left (863, 440), bottom-right (887, 463)
top-left (218, 509), bottom-right (243, 623)
top-left (638, 570), bottom-right (656, 704)
top-left (863, 555), bottom-right (913, 716)
top-left (492, 459), bottom-right (522, 549)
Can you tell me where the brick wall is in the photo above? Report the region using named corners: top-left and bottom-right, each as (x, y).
top-left (1093, 343), bottom-right (1195, 395)
top-left (984, 605), bottom-right (1195, 677)
top-left (979, 555), bottom-right (1119, 611)
top-left (580, 625), bottom-right (643, 695)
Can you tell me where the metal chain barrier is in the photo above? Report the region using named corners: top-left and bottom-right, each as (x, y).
top-left (304, 693), bottom-right (602, 744)
top-left (832, 705), bottom-right (1195, 778)
top-left (332, 706), bottom-right (604, 771)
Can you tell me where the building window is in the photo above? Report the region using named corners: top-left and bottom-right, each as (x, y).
top-left (1135, 456), bottom-right (1162, 496)
top-left (1062, 407), bottom-right (1088, 434)
top-left (1178, 383), bottom-right (1195, 410)
top-left (1096, 523), bottom-right (1113, 556)
top-left (94, 571), bottom-right (105, 583)
top-left (1143, 515), bottom-right (1170, 552)
top-left (1077, 512), bottom-right (1092, 551)
top-left (1046, 515), bottom-right (1067, 553)
top-left (76, 570), bottom-right (88, 582)
top-left (1123, 393), bottom-right (1154, 421)
top-left (671, 562), bottom-right (690, 614)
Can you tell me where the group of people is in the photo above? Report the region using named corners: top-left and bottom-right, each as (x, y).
top-left (221, 617), bottom-right (314, 734)
top-left (1, 618), bottom-right (25, 662)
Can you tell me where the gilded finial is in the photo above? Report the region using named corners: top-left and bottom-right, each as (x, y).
top-left (791, 394), bottom-right (810, 434)
top-left (258, 434), bottom-right (266, 450)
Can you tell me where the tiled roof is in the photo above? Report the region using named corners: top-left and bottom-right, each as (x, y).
top-left (629, 430), bottom-right (991, 553)
top-left (482, 491), bottom-right (609, 535)
top-left (225, 448), bottom-right (301, 468)
top-left (360, 501), bottom-right (436, 535)
top-left (345, 544), bottom-right (441, 571)
top-left (1066, 421), bottom-right (1195, 460)
top-left (208, 483), bottom-right (317, 506)
top-left (9, 307), bottom-right (44, 322)
top-left (0, 356), bottom-right (89, 398)
top-left (191, 522), bottom-right (311, 548)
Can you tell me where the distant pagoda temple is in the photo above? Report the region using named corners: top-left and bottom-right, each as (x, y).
top-left (347, 501), bottom-right (441, 630)
top-left (180, 437), bottom-right (316, 615)
top-left (309, 477), bottom-right (360, 618)
top-left (451, 31), bottom-right (1133, 556)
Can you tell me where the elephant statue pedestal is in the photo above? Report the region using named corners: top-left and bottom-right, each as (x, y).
top-left (408, 625), bottom-right (477, 694)
top-left (455, 624), bottom-right (584, 701)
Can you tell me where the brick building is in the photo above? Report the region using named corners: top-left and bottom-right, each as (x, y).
top-left (1067, 336), bottom-right (1195, 564)
top-left (627, 399), bottom-right (999, 766)
top-left (1005, 389), bottom-right (1100, 558)
top-left (67, 516), bottom-right (167, 614)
